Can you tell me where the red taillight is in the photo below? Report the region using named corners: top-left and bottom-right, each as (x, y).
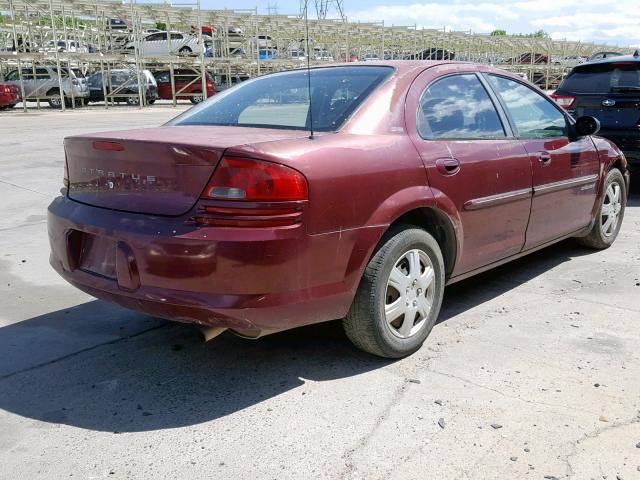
top-left (550, 94), bottom-right (575, 109)
top-left (201, 157), bottom-right (308, 201)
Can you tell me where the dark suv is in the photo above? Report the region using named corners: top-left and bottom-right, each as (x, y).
top-left (553, 51), bottom-right (640, 170)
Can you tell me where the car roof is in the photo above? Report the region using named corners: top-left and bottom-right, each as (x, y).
top-left (581, 51), bottom-right (640, 67)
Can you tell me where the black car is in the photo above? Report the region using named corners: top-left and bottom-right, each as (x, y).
top-left (405, 48), bottom-right (454, 60)
top-left (553, 51), bottom-right (640, 170)
top-left (87, 69), bottom-right (158, 105)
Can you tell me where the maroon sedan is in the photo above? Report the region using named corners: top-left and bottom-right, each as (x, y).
top-left (154, 70), bottom-right (215, 104)
top-left (48, 62), bottom-right (630, 358)
top-left (0, 83), bottom-right (20, 110)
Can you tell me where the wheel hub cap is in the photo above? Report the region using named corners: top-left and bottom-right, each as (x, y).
top-left (385, 248), bottom-right (436, 339)
top-left (601, 181), bottom-right (622, 237)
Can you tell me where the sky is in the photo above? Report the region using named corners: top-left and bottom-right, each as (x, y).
top-left (201, 0), bottom-right (640, 47)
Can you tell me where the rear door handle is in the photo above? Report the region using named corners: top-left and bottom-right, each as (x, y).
top-left (435, 157), bottom-right (460, 175)
top-left (537, 151), bottom-right (552, 165)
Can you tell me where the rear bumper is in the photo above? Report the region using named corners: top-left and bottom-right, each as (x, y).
top-left (48, 196), bottom-right (380, 332)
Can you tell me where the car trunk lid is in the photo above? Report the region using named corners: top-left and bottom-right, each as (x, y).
top-left (65, 126), bottom-right (308, 216)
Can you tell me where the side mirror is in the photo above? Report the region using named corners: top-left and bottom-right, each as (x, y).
top-left (575, 115), bottom-right (600, 137)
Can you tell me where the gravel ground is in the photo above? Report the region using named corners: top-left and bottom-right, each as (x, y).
top-left (1, 105), bottom-right (639, 480)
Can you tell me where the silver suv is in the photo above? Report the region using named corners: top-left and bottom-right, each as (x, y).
top-left (3, 66), bottom-right (89, 108)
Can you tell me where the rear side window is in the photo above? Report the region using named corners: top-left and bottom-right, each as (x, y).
top-left (417, 74), bottom-right (505, 139)
top-left (168, 66), bottom-right (393, 132)
top-left (487, 75), bottom-right (567, 138)
top-left (561, 62), bottom-right (640, 93)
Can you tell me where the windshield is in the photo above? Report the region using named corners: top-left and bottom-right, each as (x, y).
top-left (561, 61), bottom-right (640, 93)
top-left (167, 66), bottom-right (393, 131)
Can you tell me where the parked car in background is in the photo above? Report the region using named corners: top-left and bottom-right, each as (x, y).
top-left (3, 66), bottom-right (88, 108)
top-left (124, 31), bottom-right (204, 56)
top-left (363, 53), bottom-right (380, 61)
top-left (0, 83), bottom-right (20, 110)
top-left (339, 52), bottom-right (359, 62)
top-left (108, 18), bottom-right (128, 30)
top-left (191, 25), bottom-right (216, 37)
top-left (50, 62), bottom-right (628, 359)
top-left (258, 49), bottom-right (277, 60)
top-left (314, 51), bottom-right (334, 61)
top-left (253, 35), bottom-right (273, 48)
top-left (213, 73), bottom-right (250, 91)
top-left (289, 50), bottom-right (306, 61)
top-left (40, 40), bottom-right (89, 53)
top-left (405, 48), bottom-right (455, 60)
top-left (228, 26), bottom-right (244, 37)
top-left (588, 51), bottom-right (623, 62)
top-left (154, 69), bottom-right (214, 103)
top-left (87, 69), bottom-right (157, 105)
top-left (552, 50), bottom-right (640, 171)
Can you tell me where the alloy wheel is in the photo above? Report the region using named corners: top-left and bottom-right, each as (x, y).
top-left (601, 181), bottom-right (622, 237)
top-left (385, 249), bottom-right (435, 339)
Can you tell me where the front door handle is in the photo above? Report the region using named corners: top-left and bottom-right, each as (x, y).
top-left (537, 151), bottom-right (552, 165)
top-left (435, 157), bottom-right (460, 175)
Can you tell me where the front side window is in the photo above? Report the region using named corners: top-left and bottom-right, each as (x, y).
top-left (417, 74), bottom-right (505, 139)
top-left (6, 70), bottom-right (20, 81)
top-left (155, 72), bottom-right (170, 83)
top-left (168, 66), bottom-right (393, 132)
top-left (145, 33), bottom-right (167, 42)
top-left (487, 75), bottom-right (567, 138)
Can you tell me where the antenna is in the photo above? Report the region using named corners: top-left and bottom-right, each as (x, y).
top-left (302, 0), bottom-right (314, 139)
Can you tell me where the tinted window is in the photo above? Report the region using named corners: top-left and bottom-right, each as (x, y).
top-left (87, 72), bottom-right (103, 87)
top-left (5, 70), bottom-right (20, 81)
top-left (417, 74), bottom-right (505, 139)
top-left (155, 71), bottom-right (170, 83)
top-left (170, 33), bottom-right (183, 40)
top-left (145, 33), bottom-right (166, 41)
top-left (168, 66), bottom-right (393, 132)
top-left (488, 75), bottom-right (567, 138)
top-left (561, 62), bottom-right (640, 93)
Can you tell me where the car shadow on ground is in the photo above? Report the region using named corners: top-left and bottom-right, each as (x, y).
top-left (0, 194), bottom-right (637, 433)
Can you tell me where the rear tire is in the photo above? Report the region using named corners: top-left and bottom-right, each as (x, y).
top-left (47, 89), bottom-right (62, 109)
top-left (190, 93), bottom-right (204, 104)
top-left (179, 46), bottom-right (192, 54)
top-left (126, 95), bottom-right (141, 106)
top-left (576, 168), bottom-right (626, 249)
top-left (343, 226), bottom-right (445, 358)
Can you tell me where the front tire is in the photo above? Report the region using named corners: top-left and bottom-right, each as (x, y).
top-left (344, 226), bottom-right (445, 358)
top-left (576, 168), bottom-right (626, 249)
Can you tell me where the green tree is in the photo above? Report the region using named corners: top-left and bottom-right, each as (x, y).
top-left (156, 22), bottom-right (167, 31)
top-left (490, 29), bottom-right (507, 36)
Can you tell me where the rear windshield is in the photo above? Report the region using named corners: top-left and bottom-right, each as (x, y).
top-left (561, 62), bottom-right (640, 93)
top-left (167, 66), bottom-right (393, 131)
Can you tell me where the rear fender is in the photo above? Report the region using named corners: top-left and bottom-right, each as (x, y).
top-left (343, 185), bottom-right (462, 293)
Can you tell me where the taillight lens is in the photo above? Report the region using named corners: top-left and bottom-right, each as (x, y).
top-left (550, 94), bottom-right (575, 109)
top-left (201, 157), bottom-right (308, 201)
